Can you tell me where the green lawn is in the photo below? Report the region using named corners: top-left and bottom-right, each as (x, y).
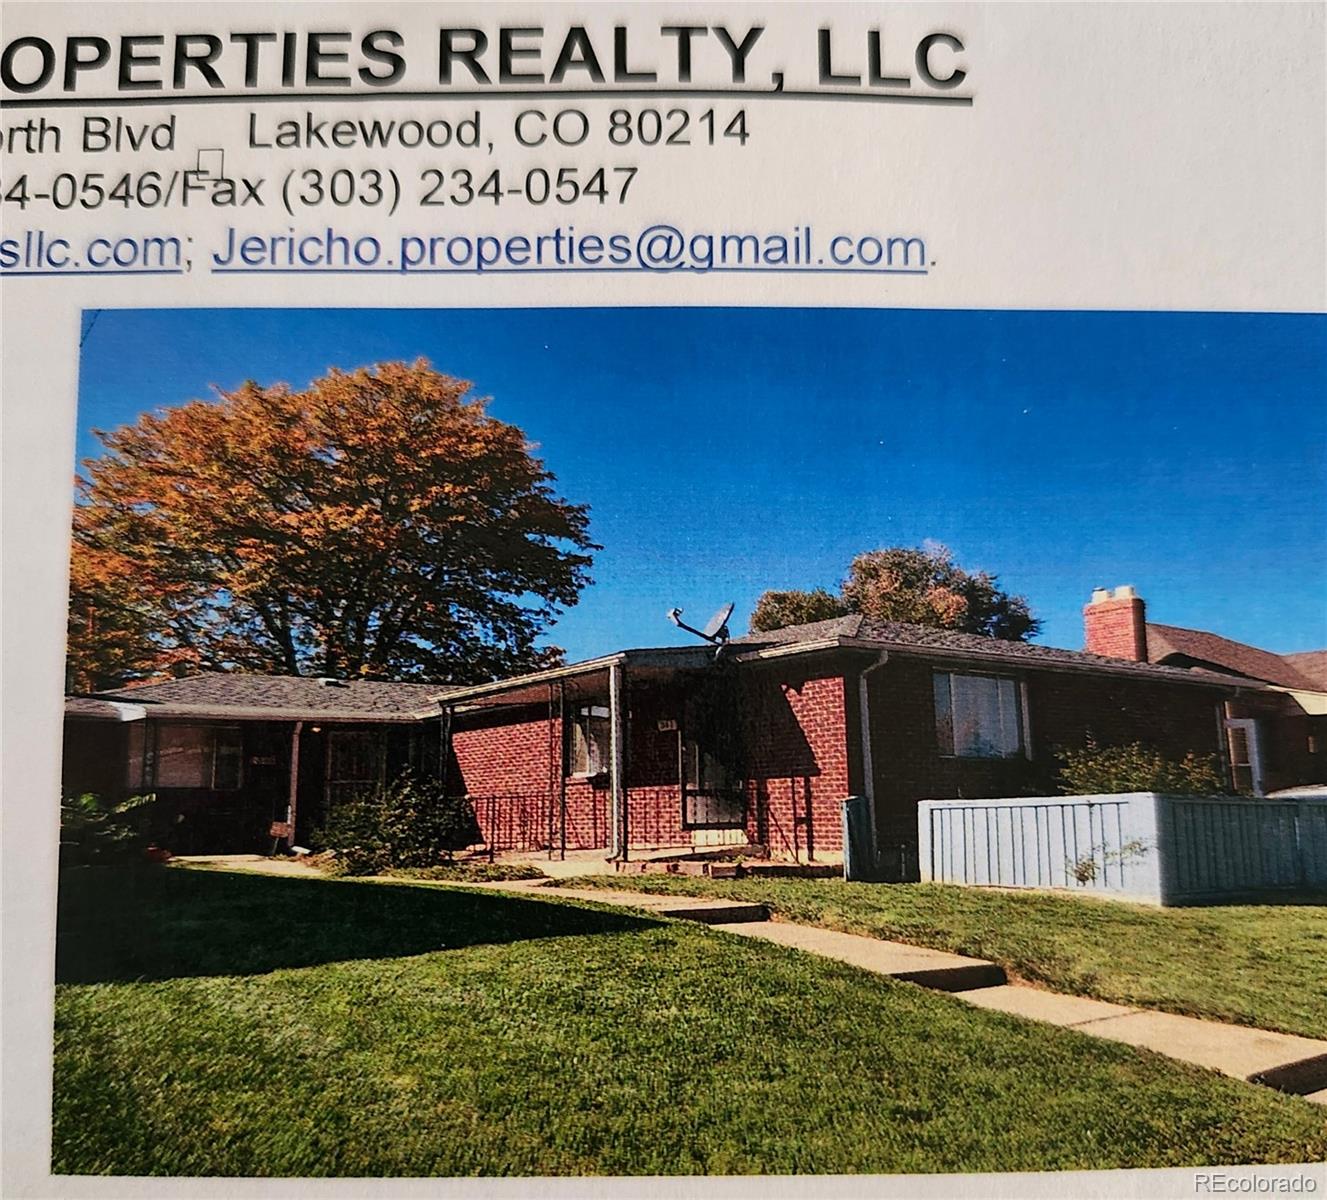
top-left (568, 874), bottom-right (1327, 1039)
top-left (53, 866), bottom-right (1325, 1177)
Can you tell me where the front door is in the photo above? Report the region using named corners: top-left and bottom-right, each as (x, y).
top-left (1224, 718), bottom-right (1265, 796)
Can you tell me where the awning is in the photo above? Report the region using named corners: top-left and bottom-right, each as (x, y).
top-left (1275, 687), bottom-right (1327, 716)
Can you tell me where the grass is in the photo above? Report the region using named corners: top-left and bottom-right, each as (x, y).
top-left (53, 866), bottom-right (1326, 1177)
top-left (566, 874), bottom-right (1327, 1038)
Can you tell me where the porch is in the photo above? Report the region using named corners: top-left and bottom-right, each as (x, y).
top-left (441, 649), bottom-right (836, 863)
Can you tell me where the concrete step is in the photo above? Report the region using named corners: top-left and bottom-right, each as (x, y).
top-left (712, 921), bottom-right (1007, 992)
top-left (525, 885), bottom-right (770, 925)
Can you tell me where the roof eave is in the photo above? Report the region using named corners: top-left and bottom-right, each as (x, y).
top-left (101, 703), bottom-right (435, 723)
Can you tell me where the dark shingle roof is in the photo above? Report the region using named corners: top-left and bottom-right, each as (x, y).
top-left (74, 674), bottom-right (457, 721)
top-left (1284, 651), bottom-right (1327, 692)
top-left (731, 614), bottom-right (1251, 686)
top-left (1146, 624), bottom-right (1324, 690)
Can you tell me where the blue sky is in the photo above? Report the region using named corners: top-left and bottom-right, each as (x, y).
top-left (76, 307), bottom-right (1326, 662)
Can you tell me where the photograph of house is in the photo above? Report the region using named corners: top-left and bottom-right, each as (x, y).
top-left (64, 588), bottom-right (1327, 872)
top-left (47, 304), bottom-right (1327, 1178)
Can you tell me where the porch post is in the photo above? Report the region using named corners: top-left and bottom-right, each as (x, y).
top-left (609, 661), bottom-right (627, 861)
top-left (286, 720), bottom-right (303, 849)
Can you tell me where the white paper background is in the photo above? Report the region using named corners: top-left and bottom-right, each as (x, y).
top-left (2, 2), bottom-right (1324, 1197)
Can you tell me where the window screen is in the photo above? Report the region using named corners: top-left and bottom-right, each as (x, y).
top-left (568, 705), bottom-right (610, 775)
top-left (153, 724), bottom-right (244, 788)
top-left (934, 673), bottom-right (1023, 758)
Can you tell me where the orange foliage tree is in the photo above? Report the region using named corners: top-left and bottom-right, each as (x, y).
top-left (68, 360), bottom-right (595, 689)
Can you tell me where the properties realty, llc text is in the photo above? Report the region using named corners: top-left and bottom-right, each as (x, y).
top-left (1, 20), bottom-right (970, 266)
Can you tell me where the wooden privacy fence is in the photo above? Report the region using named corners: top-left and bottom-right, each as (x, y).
top-left (918, 792), bottom-right (1327, 905)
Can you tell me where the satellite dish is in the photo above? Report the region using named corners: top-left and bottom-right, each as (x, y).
top-left (668, 603), bottom-right (734, 645)
top-left (702, 603), bottom-right (735, 642)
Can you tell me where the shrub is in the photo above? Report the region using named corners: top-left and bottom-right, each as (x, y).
top-left (60, 792), bottom-right (159, 865)
top-left (316, 770), bottom-right (475, 875)
top-left (1056, 740), bottom-right (1228, 796)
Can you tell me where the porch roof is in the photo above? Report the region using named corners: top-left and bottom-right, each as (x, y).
top-left (437, 646), bottom-right (718, 710)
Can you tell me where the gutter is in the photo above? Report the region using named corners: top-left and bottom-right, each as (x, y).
top-left (83, 703), bottom-right (437, 724)
top-left (835, 637), bottom-right (1257, 690)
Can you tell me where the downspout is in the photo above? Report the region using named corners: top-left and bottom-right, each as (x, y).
top-left (609, 661), bottom-right (626, 861)
top-left (439, 705), bottom-right (453, 794)
top-left (1214, 699), bottom-right (1231, 792)
top-left (857, 653), bottom-right (889, 873)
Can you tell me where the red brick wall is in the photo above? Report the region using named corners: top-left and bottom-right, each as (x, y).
top-left (451, 706), bottom-right (559, 796)
top-left (1083, 596), bottom-right (1148, 660)
top-left (737, 666), bottom-right (850, 859)
top-left (867, 656), bottom-right (1227, 874)
top-left (449, 690), bottom-right (692, 852)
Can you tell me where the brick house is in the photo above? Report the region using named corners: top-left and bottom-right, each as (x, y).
top-left (66, 597), bottom-right (1315, 872)
top-left (1084, 585), bottom-right (1327, 796)
top-left (434, 613), bottom-right (1253, 877)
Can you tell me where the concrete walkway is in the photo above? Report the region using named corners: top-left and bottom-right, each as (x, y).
top-left (714, 920), bottom-right (1006, 991)
top-left (481, 880), bottom-right (770, 925)
top-left (956, 985), bottom-right (1327, 1096)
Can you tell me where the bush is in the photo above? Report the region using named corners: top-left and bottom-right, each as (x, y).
top-left (1056, 740), bottom-right (1228, 796)
top-left (60, 792), bottom-right (159, 865)
top-left (316, 770), bottom-right (475, 875)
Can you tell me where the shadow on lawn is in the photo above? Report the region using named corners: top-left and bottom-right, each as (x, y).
top-left (56, 865), bottom-right (658, 984)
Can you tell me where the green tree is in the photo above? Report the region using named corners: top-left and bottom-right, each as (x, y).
top-left (69, 360), bottom-right (596, 685)
top-left (750, 544), bottom-right (1040, 640)
top-left (749, 588), bottom-right (848, 633)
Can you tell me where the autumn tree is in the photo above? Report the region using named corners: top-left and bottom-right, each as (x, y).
top-left (69, 360), bottom-right (595, 688)
top-left (750, 544), bottom-right (1040, 641)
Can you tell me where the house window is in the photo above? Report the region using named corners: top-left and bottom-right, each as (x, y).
top-left (153, 724), bottom-right (244, 789)
top-left (568, 705), bottom-right (611, 776)
top-left (934, 672), bottom-right (1025, 758)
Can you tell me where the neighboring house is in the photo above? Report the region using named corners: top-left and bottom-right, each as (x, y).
top-left (63, 676), bottom-right (451, 853)
top-left (65, 592), bottom-right (1308, 872)
top-left (1084, 586), bottom-right (1327, 796)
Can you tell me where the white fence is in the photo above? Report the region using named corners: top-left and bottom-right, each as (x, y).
top-left (917, 793), bottom-right (1327, 904)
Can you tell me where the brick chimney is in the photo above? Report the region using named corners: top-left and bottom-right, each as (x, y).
top-left (1083, 585), bottom-right (1149, 661)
